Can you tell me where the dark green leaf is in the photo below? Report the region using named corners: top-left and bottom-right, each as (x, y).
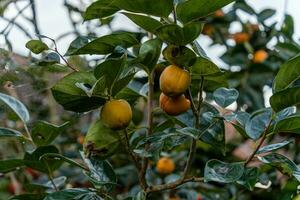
top-left (113, 0), bottom-right (173, 17)
top-left (163, 45), bottom-right (197, 67)
top-left (177, 0), bottom-right (235, 24)
top-left (258, 153), bottom-right (300, 181)
top-left (137, 38), bottom-right (162, 72)
top-left (123, 12), bottom-right (163, 33)
top-left (0, 92), bottom-right (30, 123)
top-left (213, 87), bottom-right (239, 108)
top-left (65, 32), bottom-right (138, 56)
top-left (31, 121), bottom-right (69, 146)
top-left (281, 14), bottom-right (294, 39)
top-left (237, 167), bottom-right (259, 191)
top-left (43, 188), bottom-right (102, 200)
top-left (191, 57), bottom-right (220, 77)
top-left (0, 159), bottom-right (24, 173)
top-left (155, 22), bottom-right (203, 46)
top-left (274, 115), bottom-right (300, 134)
top-left (245, 108), bottom-right (272, 140)
top-left (38, 52), bottom-right (60, 66)
top-left (257, 140), bottom-right (293, 154)
top-left (25, 40), bottom-right (48, 54)
top-left (204, 159), bottom-right (244, 183)
top-left (115, 87), bottom-right (143, 105)
top-left (258, 9), bottom-right (276, 22)
top-left (84, 0), bottom-right (119, 20)
top-left (270, 86), bottom-right (300, 112)
top-left (0, 127), bottom-right (23, 138)
top-left (23, 145), bottom-right (62, 173)
top-left (9, 193), bottom-right (46, 200)
top-left (51, 72), bottom-right (106, 113)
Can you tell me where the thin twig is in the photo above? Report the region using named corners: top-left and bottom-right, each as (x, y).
top-left (124, 129), bottom-right (140, 170)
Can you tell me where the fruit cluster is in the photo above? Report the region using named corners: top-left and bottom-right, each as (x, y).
top-left (159, 65), bottom-right (191, 116)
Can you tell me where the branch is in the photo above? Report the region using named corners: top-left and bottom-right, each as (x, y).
top-left (244, 119), bottom-right (273, 166)
top-left (123, 129), bottom-right (140, 170)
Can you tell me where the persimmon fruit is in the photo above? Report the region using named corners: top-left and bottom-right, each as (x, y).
top-left (159, 93), bottom-right (190, 116)
top-left (156, 157), bottom-right (175, 174)
top-left (253, 50), bottom-right (268, 63)
top-left (233, 32), bottom-right (250, 44)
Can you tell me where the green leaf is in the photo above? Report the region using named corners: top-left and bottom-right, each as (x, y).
top-left (83, 121), bottom-right (122, 160)
top-left (236, 167), bottom-right (259, 191)
top-left (9, 193), bottom-right (46, 200)
top-left (43, 188), bottom-right (102, 200)
top-left (0, 93), bottom-right (30, 123)
top-left (123, 12), bottom-right (163, 33)
top-left (0, 159), bottom-right (24, 173)
top-left (257, 140), bottom-right (293, 154)
top-left (213, 87), bottom-right (239, 108)
top-left (190, 57), bottom-right (220, 77)
top-left (31, 121), bottom-right (69, 146)
top-left (155, 23), bottom-right (203, 45)
top-left (23, 145), bottom-right (63, 173)
top-left (281, 14), bottom-right (294, 39)
top-left (84, 0), bottom-right (119, 20)
top-left (25, 40), bottom-right (49, 54)
top-left (258, 153), bottom-right (300, 181)
top-left (270, 86), bottom-right (300, 112)
top-left (113, 0), bottom-right (173, 17)
top-left (115, 87), bottom-right (143, 105)
top-left (81, 154), bottom-right (117, 191)
top-left (137, 38), bottom-right (162, 72)
top-left (177, 0), bottom-right (235, 24)
top-left (38, 52), bottom-right (60, 66)
top-left (0, 127), bottom-right (23, 138)
top-left (41, 153), bottom-right (88, 172)
top-left (258, 9), bottom-right (276, 22)
top-left (245, 108), bottom-right (272, 140)
top-left (204, 159), bottom-right (244, 183)
top-left (273, 54), bottom-right (300, 92)
top-left (163, 45), bottom-right (197, 67)
top-left (201, 72), bottom-right (229, 92)
top-left (274, 115), bottom-right (300, 134)
top-left (65, 32), bottom-right (139, 56)
top-left (51, 72), bottom-right (106, 113)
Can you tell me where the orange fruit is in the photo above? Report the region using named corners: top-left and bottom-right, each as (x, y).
top-left (215, 9), bottom-right (225, 18)
top-left (233, 32), bottom-right (250, 44)
top-left (252, 50), bottom-right (268, 63)
top-left (160, 65), bottom-right (191, 97)
top-left (156, 157), bottom-right (175, 174)
top-left (202, 24), bottom-right (214, 36)
top-left (100, 99), bottom-right (132, 130)
top-left (159, 93), bottom-right (190, 116)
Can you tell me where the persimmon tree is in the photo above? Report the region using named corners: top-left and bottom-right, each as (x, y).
top-left (1, 0), bottom-right (300, 200)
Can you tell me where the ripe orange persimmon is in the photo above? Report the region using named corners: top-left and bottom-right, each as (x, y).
top-left (233, 32), bottom-right (250, 44)
top-left (215, 9), bottom-right (225, 18)
top-left (252, 50), bottom-right (268, 63)
top-left (100, 99), bottom-right (132, 130)
top-left (156, 157), bottom-right (175, 174)
top-left (160, 65), bottom-right (191, 97)
top-left (159, 93), bottom-right (190, 116)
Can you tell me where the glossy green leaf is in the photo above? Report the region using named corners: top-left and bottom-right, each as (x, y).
top-left (258, 153), bottom-right (300, 181)
top-left (31, 121), bottom-right (69, 146)
top-left (65, 32), bottom-right (138, 56)
top-left (258, 9), bottom-right (276, 22)
top-left (204, 159), bottom-right (244, 183)
top-left (123, 12), bottom-right (163, 33)
top-left (177, 0), bottom-right (235, 24)
top-left (213, 87), bottom-right (239, 108)
top-left (191, 57), bottom-right (221, 77)
top-left (113, 0), bottom-right (173, 17)
top-left (155, 22), bottom-right (203, 45)
top-left (0, 159), bottom-right (24, 173)
top-left (257, 140), bottom-right (293, 154)
top-left (51, 72), bottom-right (106, 113)
top-left (274, 115), bottom-right (300, 134)
top-left (23, 145), bottom-right (63, 173)
top-left (10, 193), bottom-right (46, 200)
top-left (163, 45), bottom-right (197, 67)
top-left (84, 0), bottom-right (119, 20)
top-left (43, 188), bottom-right (102, 200)
top-left (201, 72), bottom-right (229, 92)
top-left (83, 121), bottom-right (122, 160)
top-left (270, 86), bottom-right (300, 112)
top-left (0, 93), bottom-right (30, 123)
top-left (273, 54), bottom-right (300, 92)
top-left (245, 108), bottom-right (272, 140)
top-left (236, 167), bottom-right (259, 191)
top-left (115, 87), bottom-right (143, 105)
top-left (0, 127), bottom-right (23, 138)
top-left (137, 38), bottom-right (162, 72)
top-left (25, 40), bottom-right (48, 54)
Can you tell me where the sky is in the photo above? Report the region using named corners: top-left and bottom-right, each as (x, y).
top-left (0, 0), bottom-right (299, 65)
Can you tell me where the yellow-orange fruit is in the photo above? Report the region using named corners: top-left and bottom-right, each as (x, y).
top-left (233, 32), bottom-right (250, 44)
top-left (160, 65), bottom-right (191, 96)
top-left (215, 9), bottom-right (225, 18)
top-left (156, 157), bottom-right (175, 174)
top-left (100, 99), bottom-right (132, 130)
top-left (202, 24), bottom-right (214, 36)
top-left (159, 93), bottom-right (190, 116)
top-left (252, 50), bottom-right (268, 63)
